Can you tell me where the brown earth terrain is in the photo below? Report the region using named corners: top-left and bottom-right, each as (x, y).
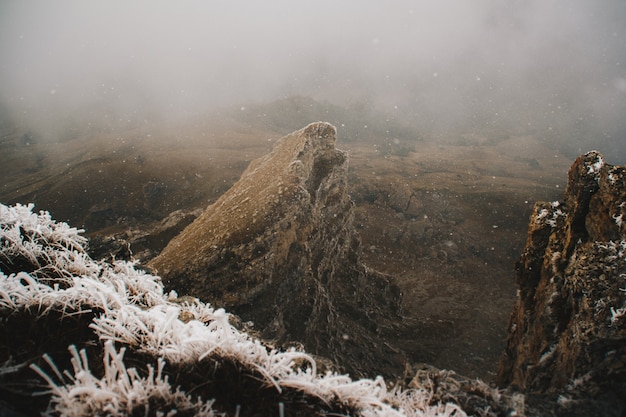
top-left (348, 136), bottom-right (569, 379)
top-left (0, 99), bottom-right (573, 381)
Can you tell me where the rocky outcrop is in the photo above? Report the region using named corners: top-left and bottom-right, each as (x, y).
top-left (498, 151), bottom-right (626, 415)
top-left (149, 122), bottom-right (403, 377)
top-left (88, 208), bottom-right (203, 262)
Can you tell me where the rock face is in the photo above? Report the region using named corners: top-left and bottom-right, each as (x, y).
top-left (149, 122), bottom-right (403, 377)
top-left (498, 151), bottom-right (626, 414)
top-left (88, 208), bottom-right (203, 263)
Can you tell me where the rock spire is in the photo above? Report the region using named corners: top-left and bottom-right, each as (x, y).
top-left (498, 151), bottom-right (626, 414)
top-left (149, 122), bottom-right (403, 377)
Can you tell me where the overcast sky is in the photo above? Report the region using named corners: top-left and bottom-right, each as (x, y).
top-left (1, 1), bottom-right (625, 157)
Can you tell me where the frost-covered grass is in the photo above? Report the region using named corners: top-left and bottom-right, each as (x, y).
top-left (0, 203), bottom-right (97, 281)
top-left (0, 202), bottom-right (468, 417)
top-left (30, 341), bottom-right (218, 417)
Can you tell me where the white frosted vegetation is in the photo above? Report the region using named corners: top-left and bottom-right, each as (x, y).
top-left (0, 203), bottom-right (466, 416)
top-left (30, 341), bottom-right (218, 417)
top-left (0, 203), bottom-right (97, 280)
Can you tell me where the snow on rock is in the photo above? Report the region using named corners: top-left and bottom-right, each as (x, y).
top-left (498, 151), bottom-right (626, 415)
top-left (149, 122), bottom-right (404, 379)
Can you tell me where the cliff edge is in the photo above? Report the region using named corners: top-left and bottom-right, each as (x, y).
top-left (498, 151), bottom-right (626, 415)
top-left (149, 122), bottom-right (403, 377)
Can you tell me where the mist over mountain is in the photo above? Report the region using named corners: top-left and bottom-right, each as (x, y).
top-left (1, 3), bottom-right (626, 415)
top-left (1, 1), bottom-right (625, 160)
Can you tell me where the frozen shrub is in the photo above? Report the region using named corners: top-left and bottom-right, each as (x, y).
top-left (31, 341), bottom-right (217, 417)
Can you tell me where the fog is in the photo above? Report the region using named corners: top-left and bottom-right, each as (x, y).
top-left (1, 0), bottom-right (625, 160)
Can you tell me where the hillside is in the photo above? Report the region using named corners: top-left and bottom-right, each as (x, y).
top-left (0, 97), bottom-right (572, 380)
top-left (1, 108), bottom-right (625, 414)
top-left (1, 201), bottom-right (498, 416)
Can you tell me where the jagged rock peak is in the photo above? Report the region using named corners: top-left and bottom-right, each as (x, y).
top-left (498, 151), bottom-right (626, 415)
top-left (149, 122), bottom-right (403, 377)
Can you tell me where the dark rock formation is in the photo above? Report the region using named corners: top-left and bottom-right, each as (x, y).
top-left (149, 122), bottom-right (403, 377)
top-left (498, 151), bottom-right (626, 415)
top-left (88, 208), bottom-right (203, 262)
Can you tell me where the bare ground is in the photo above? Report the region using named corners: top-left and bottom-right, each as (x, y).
top-left (346, 138), bottom-right (569, 380)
